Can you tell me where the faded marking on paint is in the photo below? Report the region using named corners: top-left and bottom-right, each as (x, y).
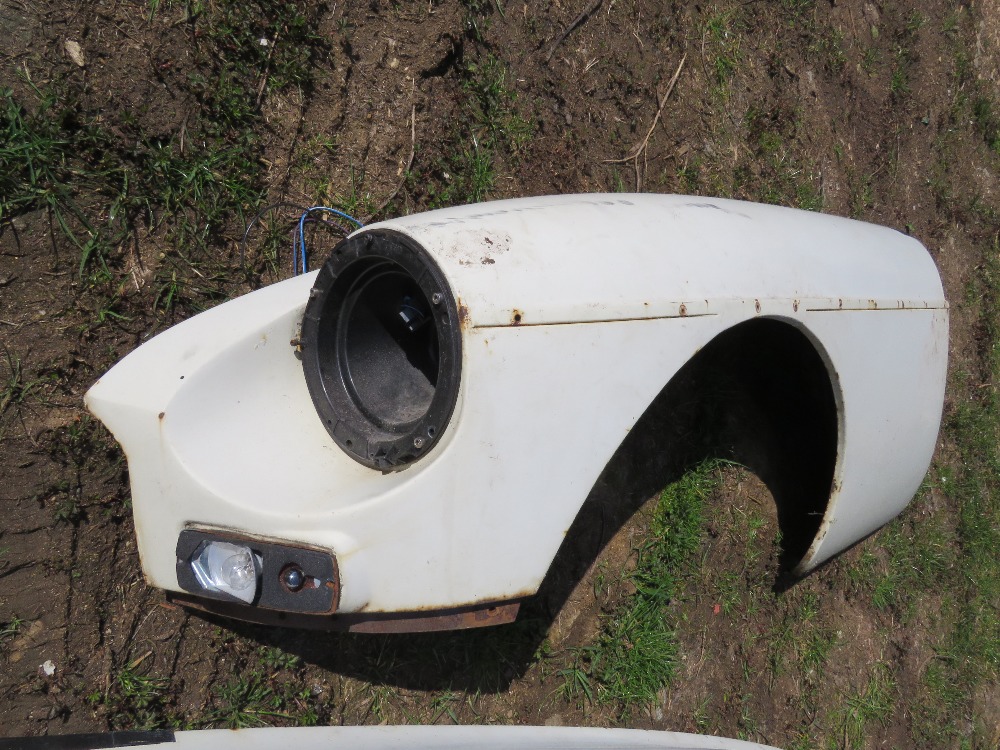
top-left (681, 201), bottom-right (752, 219)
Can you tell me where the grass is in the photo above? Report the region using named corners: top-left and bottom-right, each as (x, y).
top-left (463, 55), bottom-right (532, 154)
top-left (838, 662), bottom-right (895, 748)
top-left (972, 95), bottom-right (1000, 156)
top-left (744, 109), bottom-right (823, 211)
top-left (1, 352), bottom-right (38, 430)
top-left (931, 241), bottom-right (1000, 706)
top-left (1, 0), bottom-right (332, 312)
top-left (703, 9), bottom-right (744, 91)
top-left (1, 82), bottom-right (264, 298)
top-left (422, 52), bottom-right (531, 208)
top-left (364, 684), bottom-right (399, 724)
top-left (206, 676), bottom-right (287, 728)
top-left (0, 85), bottom-right (121, 279)
top-left (205, 665), bottom-right (318, 729)
top-left (866, 505), bottom-right (956, 617)
top-left (0, 615), bottom-right (22, 642)
top-left (93, 655), bottom-right (172, 730)
top-left (841, 234), bottom-right (1000, 746)
top-left (555, 647), bottom-right (596, 706)
top-left (766, 592), bottom-right (837, 684)
top-left (557, 461), bottom-right (720, 714)
top-left (114, 665), bottom-right (169, 729)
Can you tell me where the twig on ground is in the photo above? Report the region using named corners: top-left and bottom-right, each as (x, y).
top-left (255, 31), bottom-right (279, 108)
top-left (371, 99), bottom-right (417, 220)
top-left (545, 0), bottom-right (602, 63)
top-left (604, 55), bottom-right (686, 190)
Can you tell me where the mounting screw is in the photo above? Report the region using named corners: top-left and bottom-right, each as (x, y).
top-left (413, 436), bottom-right (425, 449)
top-left (431, 293), bottom-right (443, 305)
top-left (281, 566), bottom-right (305, 592)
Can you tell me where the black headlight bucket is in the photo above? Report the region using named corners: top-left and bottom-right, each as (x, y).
top-left (300, 229), bottom-right (463, 471)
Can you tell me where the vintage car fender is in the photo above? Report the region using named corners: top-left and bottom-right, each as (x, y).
top-left (0, 726), bottom-right (782, 750)
top-left (85, 194), bottom-right (948, 630)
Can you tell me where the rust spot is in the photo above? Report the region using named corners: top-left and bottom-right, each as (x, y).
top-left (457, 299), bottom-right (471, 330)
top-left (484, 236), bottom-right (494, 245)
top-left (792, 300), bottom-right (800, 312)
top-left (869, 299), bottom-right (878, 309)
top-left (511, 309), bottom-right (523, 325)
top-left (158, 412), bottom-right (165, 420)
top-left (679, 303), bottom-right (687, 317)
top-left (754, 299), bottom-right (761, 314)
top-left (481, 257), bottom-right (495, 264)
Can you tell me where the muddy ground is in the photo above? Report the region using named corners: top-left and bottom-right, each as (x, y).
top-left (2, 0), bottom-right (999, 747)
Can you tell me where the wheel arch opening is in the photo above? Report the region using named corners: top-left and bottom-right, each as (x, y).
top-left (535, 316), bottom-right (840, 611)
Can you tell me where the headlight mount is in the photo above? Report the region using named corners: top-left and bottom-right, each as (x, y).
top-left (301, 229), bottom-right (462, 471)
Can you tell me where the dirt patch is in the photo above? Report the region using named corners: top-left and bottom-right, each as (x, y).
top-left (2, 0), bottom-right (1000, 747)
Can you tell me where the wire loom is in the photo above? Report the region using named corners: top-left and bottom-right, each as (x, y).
top-left (239, 203), bottom-right (364, 275)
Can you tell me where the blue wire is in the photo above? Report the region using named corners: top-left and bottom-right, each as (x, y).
top-left (296, 206), bottom-right (364, 275)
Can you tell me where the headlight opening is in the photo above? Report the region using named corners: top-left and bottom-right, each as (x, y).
top-left (301, 229), bottom-right (462, 470)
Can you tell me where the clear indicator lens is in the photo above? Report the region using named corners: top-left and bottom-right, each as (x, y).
top-left (191, 541), bottom-right (261, 604)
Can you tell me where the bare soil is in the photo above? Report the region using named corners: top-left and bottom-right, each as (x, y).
top-left (2, 0), bottom-right (999, 747)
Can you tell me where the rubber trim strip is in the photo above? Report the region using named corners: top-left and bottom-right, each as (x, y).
top-left (0, 730), bottom-right (175, 749)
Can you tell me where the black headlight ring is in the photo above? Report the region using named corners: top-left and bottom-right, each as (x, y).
top-left (301, 229), bottom-right (462, 471)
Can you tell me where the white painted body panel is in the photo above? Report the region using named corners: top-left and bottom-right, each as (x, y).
top-left (54, 726), bottom-right (782, 750)
top-left (85, 195), bottom-right (948, 614)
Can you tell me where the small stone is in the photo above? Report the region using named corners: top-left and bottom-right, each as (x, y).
top-left (39, 660), bottom-right (56, 677)
top-left (65, 40), bottom-right (85, 67)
